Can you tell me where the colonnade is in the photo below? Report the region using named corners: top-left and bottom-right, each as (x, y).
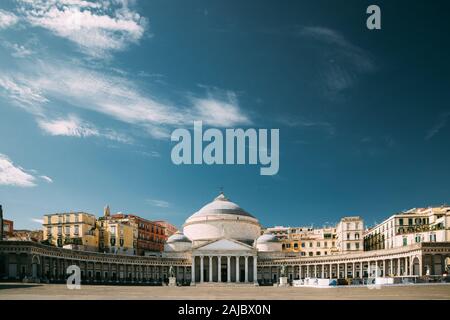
top-left (191, 255), bottom-right (257, 284)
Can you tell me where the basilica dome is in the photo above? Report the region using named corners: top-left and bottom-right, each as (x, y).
top-left (255, 233), bottom-right (282, 252)
top-left (183, 193), bottom-right (261, 245)
top-left (164, 231), bottom-right (192, 252)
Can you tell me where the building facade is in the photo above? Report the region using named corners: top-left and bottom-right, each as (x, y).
top-left (2, 220), bottom-right (14, 239)
top-left (43, 212), bottom-right (99, 251)
top-left (364, 206), bottom-right (450, 251)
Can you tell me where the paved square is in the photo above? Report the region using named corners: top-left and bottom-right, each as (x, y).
top-left (0, 283), bottom-right (449, 300)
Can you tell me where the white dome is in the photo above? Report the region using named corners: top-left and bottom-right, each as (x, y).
top-left (256, 233), bottom-right (279, 244)
top-left (167, 231), bottom-right (191, 243)
top-left (183, 192), bottom-right (261, 245)
top-left (189, 193), bottom-right (255, 218)
top-left (164, 231), bottom-right (192, 252)
top-left (256, 233), bottom-right (282, 252)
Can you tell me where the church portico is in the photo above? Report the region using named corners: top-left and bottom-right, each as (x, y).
top-left (190, 238), bottom-right (258, 284)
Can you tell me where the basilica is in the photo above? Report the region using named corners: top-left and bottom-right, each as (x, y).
top-left (164, 192), bottom-right (281, 284)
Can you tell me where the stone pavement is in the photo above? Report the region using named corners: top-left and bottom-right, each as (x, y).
top-left (0, 283), bottom-right (449, 300)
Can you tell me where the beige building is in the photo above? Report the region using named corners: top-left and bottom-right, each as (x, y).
top-left (336, 216), bottom-right (364, 253)
top-left (98, 218), bottom-right (134, 255)
top-left (265, 216), bottom-right (363, 256)
top-left (43, 212), bottom-right (99, 251)
top-left (364, 206), bottom-right (450, 251)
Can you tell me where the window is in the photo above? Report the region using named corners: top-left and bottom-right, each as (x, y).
top-left (346, 243), bottom-right (351, 250)
top-left (58, 215), bottom-right (63, 223)
top-left (317, 242), bottom-right (320, 247)
top-left (399, 218), bottom-right (403, 226)
top-left (347, 233), bottom-right (350, 240)
top-left (58, 226), bottom-right (62, 235)
top-left (66, 214), bottom-right (71, 222)
top-left (308, 252), bottom-right (313, 256)
top-left (301, 243), bottom-right (305, 248)
top-left (293, 243), bottom-right (298, 249)
top-left (74, 214), bottom-right (79, 223)
top-left (324, 242), bottom-right (328, 247)
top-left (316, 252), bottom-right (321, 256)
top-left (408, 218), bottom-right (413, 226)
top-left (309, 242), bottom-right (313, 248)
top-left (415, 235), bottom-right (421, 243)
top-left (355, 233), bottom-right (360, 240)
top-left (74, 225), bottom-right (79, 235)
top-left (355, 243), bottom-right (360, 249)
top-left (402, 237), bottom-right (407, 246)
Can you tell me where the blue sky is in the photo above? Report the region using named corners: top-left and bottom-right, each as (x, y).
top-left (0, 0), bottom-right (449, 230)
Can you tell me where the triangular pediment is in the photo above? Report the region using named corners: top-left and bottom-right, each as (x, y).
top-left (194, 238), bottom-right (255, 252)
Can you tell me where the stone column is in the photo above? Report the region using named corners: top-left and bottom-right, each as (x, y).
top-left (383, 260), bottom-right (386, 277)
top-left (329, 264), bottom-right (332, 279)
top-left (306, 265), bottom-right (309, 278)
top-left (314, 264), bottom-right (317, 278)
top-left (191, 256), bottom-right (195, 285)
top-left (209, 256), bottom-right (213, 282)
top-left (390, 258), bottom-right (393, 276)
top-left (321, 264), bottom-right (324, 278)
top-left (253, 256), bottom-right (258, 284)
top-left (200, 256), bottom-right (204, 283)
top-left (360, 262), bottom-right (363, 278)
top-left (227, 256), bottom-right (231, 283)
top-left (235, 256), bottom-right (240, 282)
top-left (352, 263), bottom-right (356, 278)
top-left (344, 263), bottom-right (347, 278)
top-left (218, 256), bottom-right (222, 282)
top-left (244, 256), bottom-right (249, 282)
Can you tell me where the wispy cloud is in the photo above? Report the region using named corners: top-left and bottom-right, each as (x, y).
top-left (31, 218), bottom-right (44, 224)
top-left (39, 175), bottom-right (53, 183)
top-left (425, 112), bottom-right (450, 140)
top-left (0, 9), bottom-right (19, 29)
top-left (0, 153), bottom-right (37, 187)
top-left (147, 199), bottom-right (170, 208)
top-left (278, 116), bottom-right (335, 136)
top-left (191, 91), bottom-right (251, 127)
top-left (299, 26), bottom-right (375, 97)
top-left (1, 59), bottom-right (251, 140)
top-left (16, 0), bottom-right (147, 58)
top-left (36, 114), bottom-right (132, 143)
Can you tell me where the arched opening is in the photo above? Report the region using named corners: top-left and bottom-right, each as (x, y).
top-left (413, 257), bottom-right (420, 276)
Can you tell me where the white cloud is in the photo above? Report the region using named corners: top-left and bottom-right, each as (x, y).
top-left (0, 153), bottom-right (36, 187)
top-left (0, 10), bottom-right (19, 29)
top-left (147, 199), bottom-right (170, 208)
top-left (299, 26), bottom-right (375, 96)
top-left (2, 60), bottom-right (251, 140)
top-left (16, 0), bottom-right (147, 57)
top-left (191, 91), bottom-right (251, 127)
top-left (425, 112), bottom-right (450, 140)
top-left (39, 175), bottom-right (53, 183)
top-left (0, 74), bottom-right (47, 115)
top-left (37, 114), bottom-right (98, 137)
top-left (37, 114), bottom-right (133, 143)
top-left (31, 218), bottom-right (44, 224)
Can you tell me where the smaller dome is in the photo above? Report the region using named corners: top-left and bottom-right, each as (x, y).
top-left (167, 231), bottom-right (191, 243)
top-left (256, 233), bottom-right (279, 244)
